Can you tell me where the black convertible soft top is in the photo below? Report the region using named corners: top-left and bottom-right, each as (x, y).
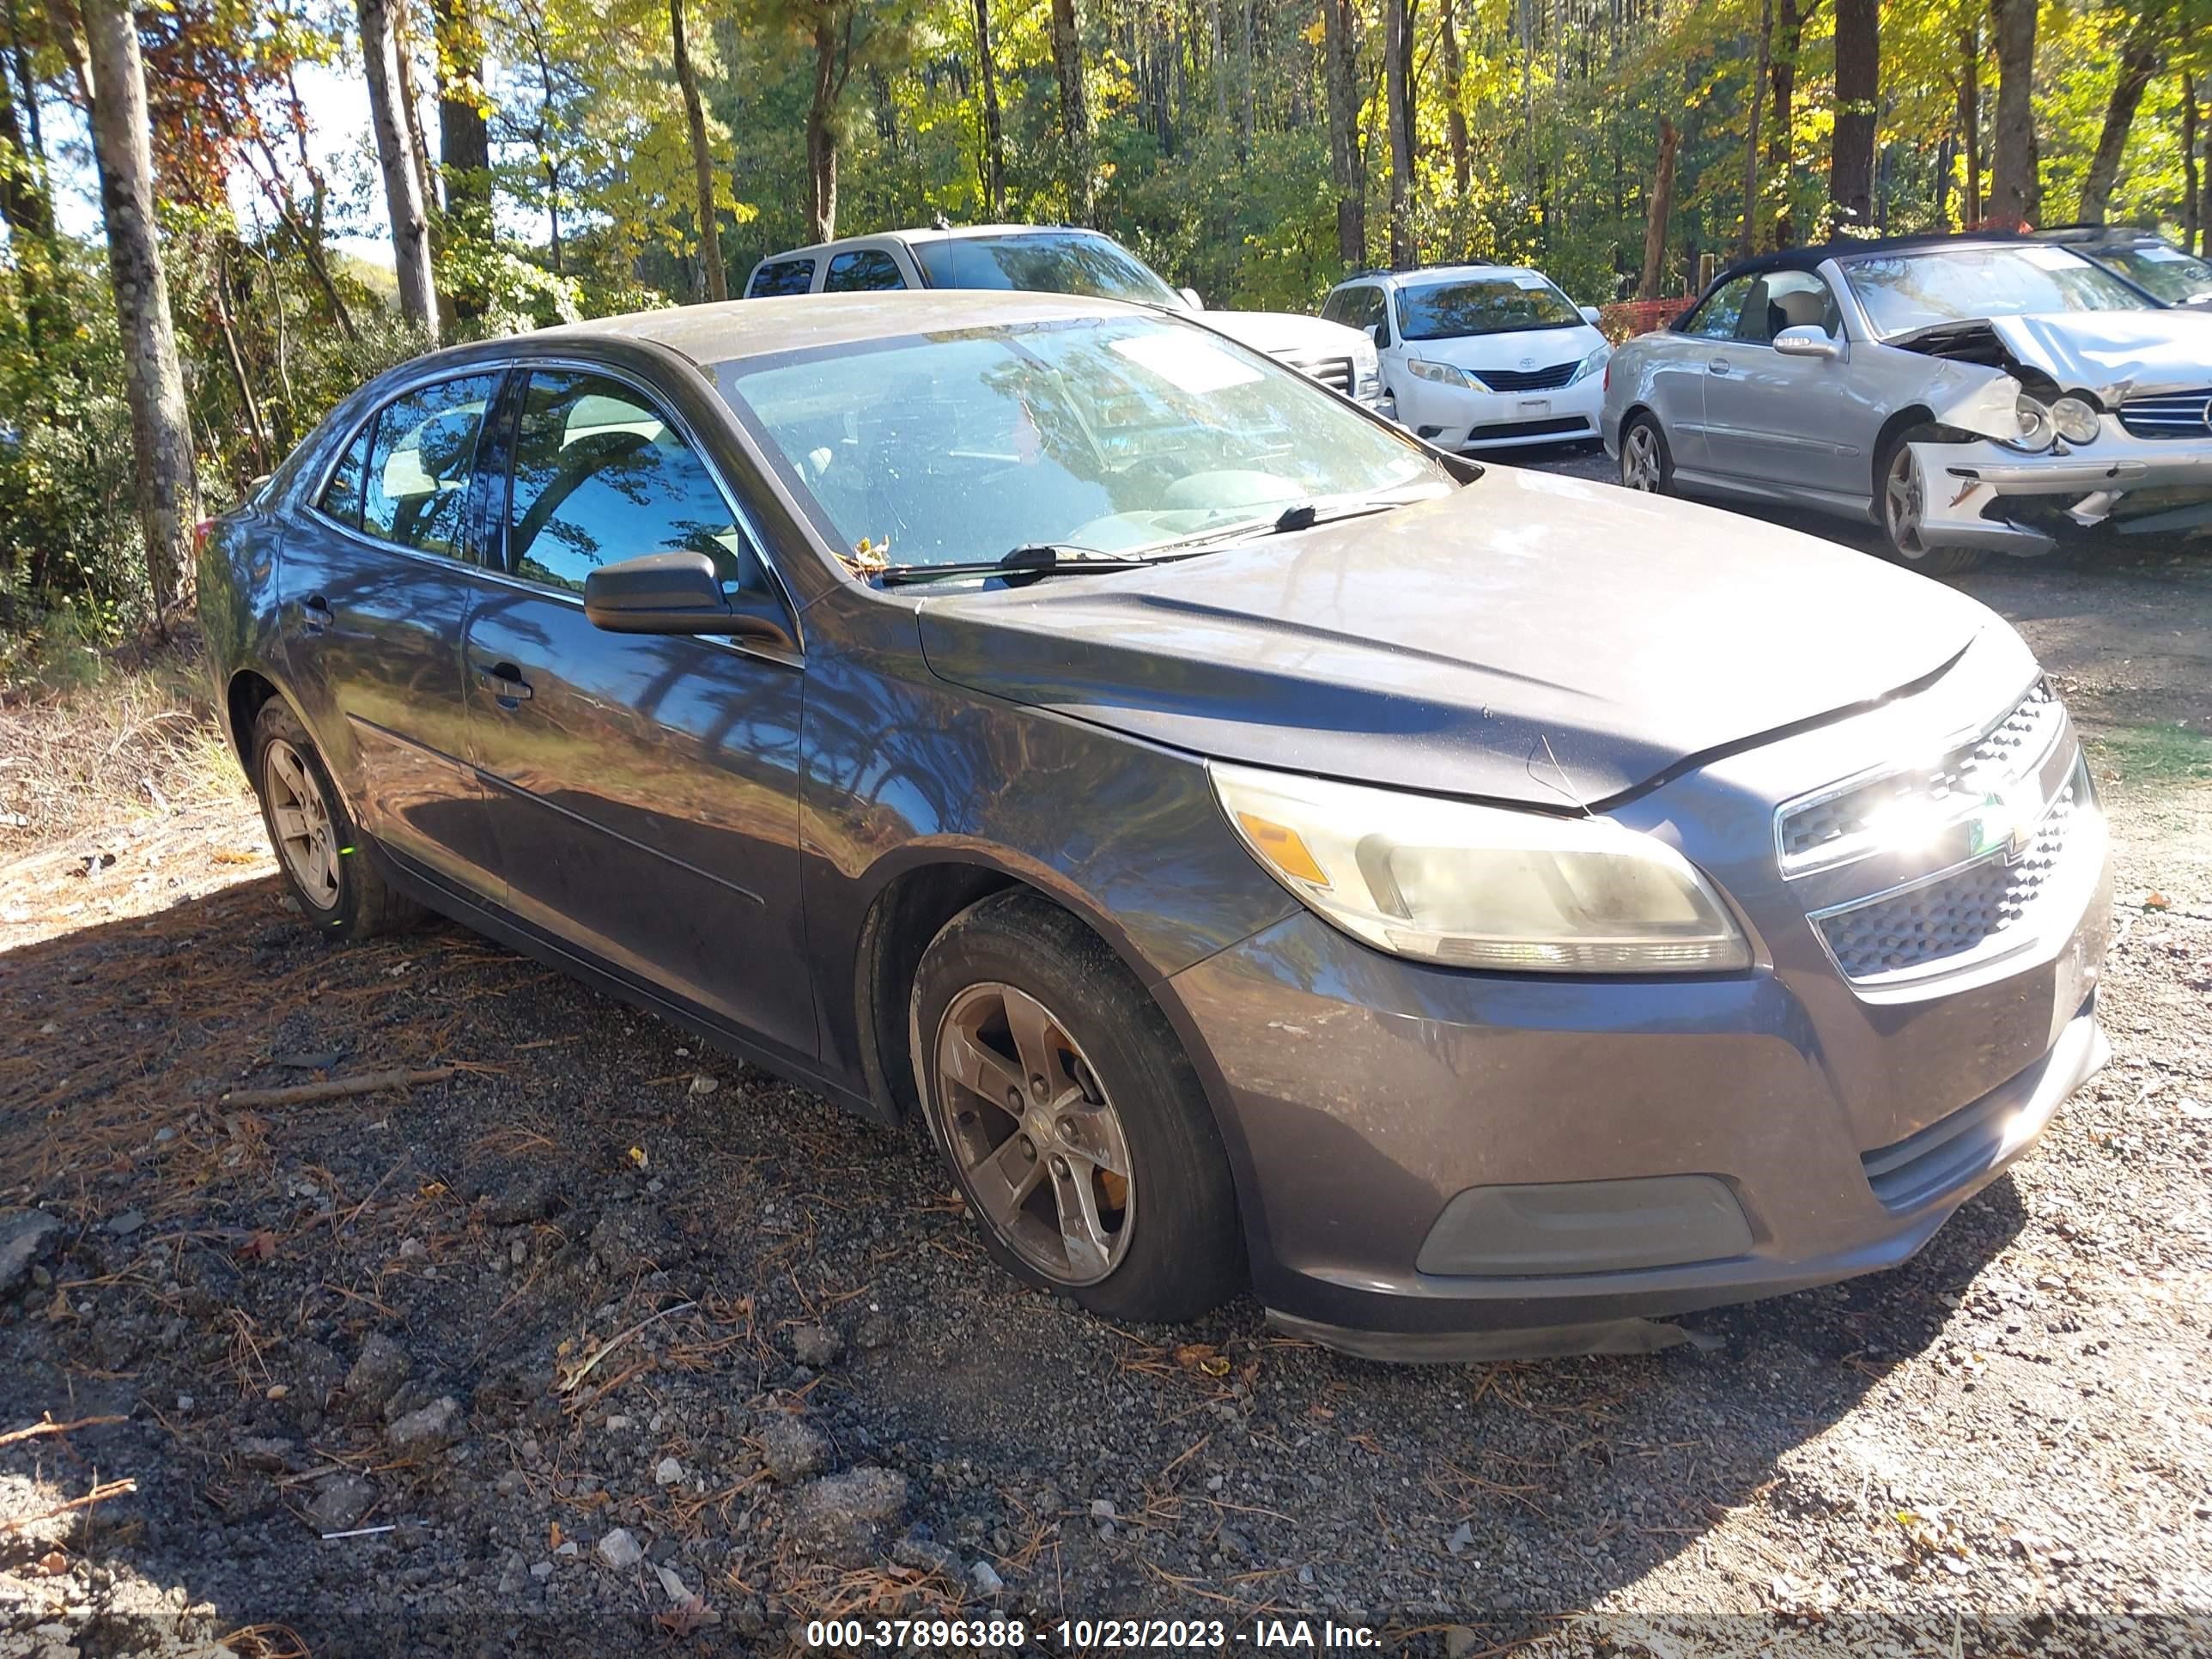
top-left (1674, 231), bottom-right (2038, 329)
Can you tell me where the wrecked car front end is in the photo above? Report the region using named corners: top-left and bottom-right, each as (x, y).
top-left (1895, 313), bottom-right (2212, 554)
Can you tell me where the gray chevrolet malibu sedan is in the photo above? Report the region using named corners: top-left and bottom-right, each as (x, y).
top-left (200, 290), bottom-right (2112, 1359)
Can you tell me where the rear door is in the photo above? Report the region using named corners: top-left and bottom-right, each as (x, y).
top-left (462, 364), bottom-right (816, 1057)
top-left (278, 371), bottom-right (506, 897)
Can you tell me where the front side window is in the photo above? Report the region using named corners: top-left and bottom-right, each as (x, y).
top-left (909, 232), bottom-right (1182, 307)
top-left (327, 374), bottom-right (496, 559)
top-left (1735, 270), bottom-right (1842, 343)
top-left (1843, 246), bottom-right (2148, 337)
top-left (1682, 275), bottom-right (1754, 340)
top-left (716, 314), bottom-right (1451, 573)
top-left (825, 249), bottom-right (907, 292)
top-left (1394, 275), bottom-right (1582, 341)
top-left (505, 371), bottom-right (754, 593)
top-left (748, 258), bottom-right (815, 298)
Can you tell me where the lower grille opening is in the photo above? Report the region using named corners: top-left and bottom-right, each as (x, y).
top-left (1466, 416), bottom-right (1590, 443)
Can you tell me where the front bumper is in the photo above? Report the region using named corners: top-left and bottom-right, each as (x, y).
top-left (1165, 657), bottom-right (2112, 1358)
top-left (1912, 420), bottom-right (2212, 552)
top-left (1398, 373), bottom-right (1605, 452)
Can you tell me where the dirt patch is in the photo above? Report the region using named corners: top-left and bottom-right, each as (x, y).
top-left (4, 549), bottom-right (2211, 1657)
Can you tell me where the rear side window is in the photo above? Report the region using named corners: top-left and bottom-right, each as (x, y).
top-left (320, 374), bottom-right (496, 561)
top-left (504, 370), bottom-right (757, 594)
top-left (824, 248), bottom-right (906, 292)
top-left (748, 258), bottom-right (815, 298)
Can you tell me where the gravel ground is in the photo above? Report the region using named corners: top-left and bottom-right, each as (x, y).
top-left (3, 468), bottom-right (2210, 1658)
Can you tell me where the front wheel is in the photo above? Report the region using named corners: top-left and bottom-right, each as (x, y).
top-left (1877, 434), bottom-right (1984, 575)
top-left (1619, 414), bottom-right (1673, 494)
top-left (910, 890), bottom-right (1243, 1325)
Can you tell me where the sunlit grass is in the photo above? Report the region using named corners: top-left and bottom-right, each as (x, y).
top-left (2084, 722), bottom-right (2212, 790)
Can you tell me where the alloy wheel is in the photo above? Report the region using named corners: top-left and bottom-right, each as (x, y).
top-left (1621, 423), bottom-right (1662, 491)
top-left (1884, 446), bottom-right (1927, 557)
top-left (263, 738), bottom-right (342, 910)
top-left (932, 981), bottom-right (1133, 1287)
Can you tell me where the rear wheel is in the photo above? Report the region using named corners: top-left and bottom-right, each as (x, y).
top-left (1877, 434), bottom-right (1984, 575)
top-left (1619, 413), bottom-right (1673, 494)
top-left (251, 699), bottom-right (420, 939)
top-left (910, 890), bottom-right (1243, 1325)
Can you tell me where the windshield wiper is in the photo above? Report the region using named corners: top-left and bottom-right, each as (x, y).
top-left (872, 544), bottom-right (1164, 588)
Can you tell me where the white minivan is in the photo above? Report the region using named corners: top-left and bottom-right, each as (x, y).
top-left (1322, 264), bottom-right (1610, 451)
top-left (746, 224), bottom-right (1389, 415)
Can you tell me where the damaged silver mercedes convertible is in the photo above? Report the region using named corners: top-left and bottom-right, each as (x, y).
top-left (1602, 233), bottom-right (2212, 574)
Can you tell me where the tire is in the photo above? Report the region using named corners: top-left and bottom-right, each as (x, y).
top-left (1876, 432), bottom-right (1984, 575)
top-left (250, 698), bottom-right (421, 940)
top-left (1619, 412), bottom-right (1673, 494)
top-left (909, 890), bottom-right (1244, 1325)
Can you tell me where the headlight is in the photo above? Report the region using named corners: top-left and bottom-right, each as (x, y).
top-left (1407, 358), bottom-right (1473, 388)
top-left (2049, 395), bottom-right (2100, 445)
top-left (1211, 763), bottom-right (1752, 973)
top-left (1568, 343), bottom-right (1611, 385)
top-left (2005, 395), bottom-right (2056, 452)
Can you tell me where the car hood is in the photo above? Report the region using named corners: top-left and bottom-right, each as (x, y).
top-left (1965, 309), bottom-right (2212, 399)
top-left (915, 465), bottom-right (1992, 806)
top-left (1200, 309), bottom-right (1370, 360)
top-left (1400, 324), bottom-right (1604, 372)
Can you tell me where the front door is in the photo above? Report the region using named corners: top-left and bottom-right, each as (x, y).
top-left (277, 372), bottom-right (506, 898)
top-left (1698, 270), bottom-right (1861, 497)
top-left (463, 366), bottom-right (816, 1059)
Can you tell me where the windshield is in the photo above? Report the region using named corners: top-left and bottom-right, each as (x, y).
top-left (910, 233), bottom-right (1182, 307)
top-left (2093, 242), bottom-right (2212, 306)
top-left (1395, 276), bottom-right (1583, 340)
top-left (1843, 245), bottom-right (2148, 336)
top-left (716, 315), bottom-right (1450, 573)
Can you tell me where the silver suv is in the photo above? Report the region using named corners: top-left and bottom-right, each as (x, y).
top-left (746, 223), bottom-right (1388, 412)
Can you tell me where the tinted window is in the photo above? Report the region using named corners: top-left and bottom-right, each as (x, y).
top-left (320, 429), bottom-right (368, 527)
top-left (1682, 275), bottom-right (1754, 340)
top-left (356, 374), bottom-right (496, 558)
top-left (2094, 241), bottom-right (2212, 306)
top-left (506, 371), bottom-right (753, 593)
top-left (824, 249), bottom-right (907, 292)
top-left (748, 259), bottom-right (815, 298)
top-left (1394, 276), bottom-right (1582, 340)
top-left (1735, 270), bottom-right (1842, 342)
top-left (910, 232), bottom-right (1181, 306)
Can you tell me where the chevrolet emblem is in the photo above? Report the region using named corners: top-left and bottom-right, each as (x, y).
top-left (1966, 786), bottom-right (2038, 863)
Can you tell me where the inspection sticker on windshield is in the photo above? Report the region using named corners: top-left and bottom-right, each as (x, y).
top-left (1512, 274), bottom-right (1548, 289)
top-left (2140, 246), bottom-right (2189, 263)
top-left (1109, 332), bottom-right (1264, 393)
top-left (2016, 245), bottom-right (2080, 269)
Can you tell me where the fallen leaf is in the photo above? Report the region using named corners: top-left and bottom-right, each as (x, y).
top-left (235, 1231), bottom-right (278, 1262)
top-left (2143, 891), bottom-right (2171, 911)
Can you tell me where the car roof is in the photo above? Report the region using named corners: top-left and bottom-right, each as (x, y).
top-left (2034, 223), bottom-right (2175, 249)
top-left (519, 289), bottom-right (1149, 371)
top-left (758, 224), bottom-right (1115, 263)
top-left (1704, 229), bottom-right (2045, 291)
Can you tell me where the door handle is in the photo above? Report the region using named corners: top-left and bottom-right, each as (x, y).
top-left (477, 661), bottom-right (533, 703)
top-left (299, 595), bottom-right (332, 634)
top-left (1707, 358), bottom-right (1732, 375)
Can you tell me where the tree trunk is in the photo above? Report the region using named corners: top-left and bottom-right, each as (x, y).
top-left (1959, 18), bottom-right (1981, 226)
top-left (1384, 0), bottom-right (1413, 266)
top-left (1048, 0), bottom-right (1092, 223)
top-left (81, 0), bottom-right (200, 623)
top-left (358, 0), bottom-right (436, 328)
top-left (972, 0), bottom-right (1004, 213)
top-left (1439, 0), bottom-right (1468, 198)
top-left (1323, 0), bottom-right (1364, 265)
top-left (2076, 13), bottom-right (2161, 223)
top-left (1638, 116), bottom-right (1677, 300)
top-left (669, 0), bottom-right (726, 301)
top-left (1765, 0), bottom-right (1807, 246)
top-left (1740, 0), bottom-right (1771, 256)
top-left (390, 0), bottom-right (436, 234)
top-left (1827, 0), bottom-right (1877, 231)
top-left (432, 0), bottom-right (489, 228)
top-left (2185, 70), bottom-right (2201, 256)
top-left (1987, 0), bottom-right (2038, 227)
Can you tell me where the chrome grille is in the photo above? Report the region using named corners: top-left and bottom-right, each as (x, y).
top-left (1816, 781), bottom-right (2077, 981)
top-left (1778, 681), bottom-right (2062, 872)
top-left (2118, 387), bottom-right (2212, 441)
top-left (1289, 355), bottom-right (1356, 395)
top-left (1473, 362), bottom-right (1578, 392)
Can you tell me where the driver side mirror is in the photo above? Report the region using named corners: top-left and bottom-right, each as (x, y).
top-left (1367, 321), bottom-right (1389, 349)
top-left (1179, 286), bottom-right (1205, 312)
top-left (1772, 324), bottom-right (1844, 362)
top-left (582, 550), bottom-right (795, 650)
top-left (1579, 305), bottom-right (1603, 325)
